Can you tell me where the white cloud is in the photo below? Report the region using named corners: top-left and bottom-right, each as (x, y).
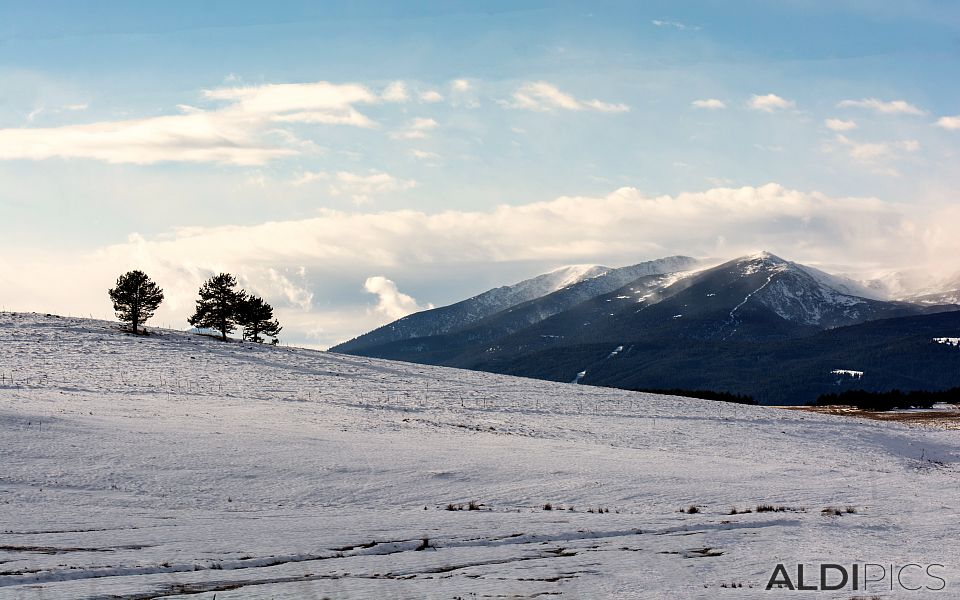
top-left (0, 80), bottom-right (381, 165)
top-left (292, 169), bottom-right (416, 203)
top-left (747, 94), bottom-right (795, 112)
top-left (899, 139), bottom-right (920, 152)
top-left (825, 118), bottom-right (857, 131)
top-left (291, 171), bottom-right (330, 186)
top-left (201, 81), bottom-right (379, 125)
top-left (382, 81), bottom-right (409, 102)
top-left (691, 98), bottom-right (726, 110)
top-left (837, 98), bottom-right (925, 116)
top-left (390, 117), bottom-right (438, 140)
top-left (935, 115), bottom-right (960, 130)
top-left (264, 268), bottom-right (314, 311)
top-left (828, 135), bottom-right (920, 175)
top-left (504, 82), bottom-right (629, 113)
top-left (363, 276), bottom-right (433, 320)
top-left (410, 148), bottom-right (439, 159)
top-left (451, 79), bottom-right (471, 92)
top-left (706, 177), bottom-right (734, 187)
top-left (834, 134), bottom-right (920, 160)
top-left (651, 19), bottom-right (698, 30)
top-left (328, 171), bottom-right (417, 204)
top-left (419, 90), bottom-right (444, 103)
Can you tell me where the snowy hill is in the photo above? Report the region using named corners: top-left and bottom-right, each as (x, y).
top-left (2, 312), bottom-right (958, 598)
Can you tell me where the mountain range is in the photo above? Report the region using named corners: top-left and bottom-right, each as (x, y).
top-left (332, 252), bottom-right (960, 404)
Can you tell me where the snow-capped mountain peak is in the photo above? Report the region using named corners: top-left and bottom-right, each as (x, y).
top-left (524, 264), bottom-right (612, 295)
top-left (715, 252), bottom-right (908, 326)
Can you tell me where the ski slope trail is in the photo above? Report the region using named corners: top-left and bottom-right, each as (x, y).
top-left (1, 312), bottom-right (958, 599)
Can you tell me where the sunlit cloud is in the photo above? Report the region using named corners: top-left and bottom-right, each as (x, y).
top-left (419, 89), bottom-right (444, 103)
top-left (390, 117), bottom-right (438, 140)
top-left (837, 98), bottom-right (925, 115)
top-left (504, 81), bottom-right (629, 113)
top-left (824, 118), bottom-right (857, 131)
top-left (935, 115), bottom-right (960, 130)
top-left (651, 19), bottom-right (699, 31)
top-left (410, 148), bottom-right (440, 159)
top-left (382, 81), bottom-right (409, 103)
top-left (692, 98), bottom-right (726, 110)
top-left (0, 80), bottom-right (382, 165)
top-left (363, 275), bottom-right (433, 320)
top-left (747, 93), bottom-right (795, 112)
top-left (826, 134), bottom-right (921, 176)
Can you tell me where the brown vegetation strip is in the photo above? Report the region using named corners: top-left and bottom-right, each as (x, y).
top-left (786, 405), bottom-right (960, 429)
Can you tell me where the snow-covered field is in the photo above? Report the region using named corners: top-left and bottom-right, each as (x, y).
top-left (1, 312), bottom-right (958, 599)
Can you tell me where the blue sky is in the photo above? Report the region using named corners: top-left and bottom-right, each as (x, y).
top-left (1, 1), bottom-right (959, 347)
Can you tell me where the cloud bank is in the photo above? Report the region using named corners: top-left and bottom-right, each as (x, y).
top-left (2, 183), bottom-right (956, 348)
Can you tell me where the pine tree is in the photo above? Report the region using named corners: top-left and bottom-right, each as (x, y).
top-left (108, 270), bottom-right (164, 334)
top-left (237, 295), bottom-right (282, 343)
top-left (188, 273), bottom-right (245, 341)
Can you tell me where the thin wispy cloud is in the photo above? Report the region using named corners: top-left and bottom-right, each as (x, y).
top-left (651, 19), bottom-right (699, 31)
top-left (825, 118), bottom-right (857, 131)
top-left (410, 148), bottom-right (439, 159)
top-left (294, 170), bottom-right (416, 204)
top-left (419, 90), bottom-right (444, 103)
top-left (504, 81), bottom-right (629, 113)
top-left (832, 134), bottom-right (919, 162)
top-left (0, 80), bottom-right (381, 165)
top-left (291, 171), bottom-right (330, 186)
top-left (691, 98), bottom-right (726, 110)
top-left (837, 98), bottom-right (925, 115)
top-left (827, 134), bottom-right (921, 176)
top-left (390, 117), bottom-right (438, 140)
top-left (329, 171), bottom-right (417, 205)
top-left (381, 81), bottom-right (409, 103)
top-left (747, 93), bottom-right (795, 112)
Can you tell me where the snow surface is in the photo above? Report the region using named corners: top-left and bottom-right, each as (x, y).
top-left (934, 337), bottom-right (960, 347)
top-left (830, 369), bottom-right (864, 379)
top-left (2, 312), bottom-right (959, 599)
top-left (857, 268), bottom-right (960, 302)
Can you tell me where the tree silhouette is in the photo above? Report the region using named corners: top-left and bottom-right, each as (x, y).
top-left (108, 270), bottom-right (164, 334)
top-left (188, 273), bottom-right (245, 341)
top-left (238, 295), bottom-right (282, 343)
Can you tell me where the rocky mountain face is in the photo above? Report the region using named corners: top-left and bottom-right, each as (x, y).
top-left (332, 256), bottom-right (699, 354)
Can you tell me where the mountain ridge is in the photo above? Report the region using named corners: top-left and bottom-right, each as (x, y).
top-left (332, 251), bottom-right (960, 403)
